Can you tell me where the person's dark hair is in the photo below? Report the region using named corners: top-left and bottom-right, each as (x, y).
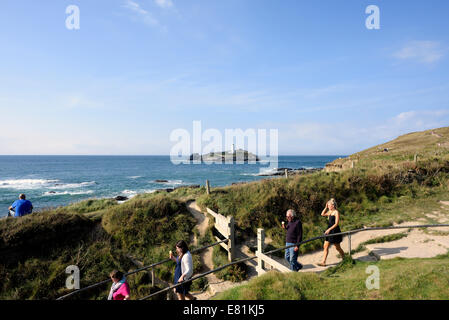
top-left (19, 194), bottom-right (26, 200)
top-left (110, 270), bottom-right (124, 280)
top-left (175, 240), bottom-right (189, 254)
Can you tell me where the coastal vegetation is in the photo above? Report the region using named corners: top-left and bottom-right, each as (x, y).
top-left (0, 126), bottom-right (448, 299)
top-left (0, 195), bottom-right (197, 299)
top-left (197, 158), bottom-right (449, 254)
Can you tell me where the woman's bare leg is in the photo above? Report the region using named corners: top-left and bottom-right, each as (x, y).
top-left (320, 241), bottom-right (330, 265)
top-left (334, 243), bottom-right (345, 259)
top-left (177, 293), bottom-right (185, 300)
top-left (185, 293), bottom-right (196, 300)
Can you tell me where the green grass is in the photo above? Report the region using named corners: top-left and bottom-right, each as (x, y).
top-left (363, 233), bottom-right (409, 245)
top-left (0, 194), bottom-right (197, 300)
top-left (214, 253), bottom-right (449, 300)
top-left (328, 126), bottom-right (449, 173)
top-left (212, 245), bottom-right (247, 282)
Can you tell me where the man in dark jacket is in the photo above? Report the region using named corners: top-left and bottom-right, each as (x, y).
top-left (282, 209), bottom-right (303, 271)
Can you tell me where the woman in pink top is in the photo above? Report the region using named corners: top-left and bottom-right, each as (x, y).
top-left (108, 270), bottom-right (130, 300)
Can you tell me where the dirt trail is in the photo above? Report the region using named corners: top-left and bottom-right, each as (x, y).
top-left (186, 201), bottom-right (257, 300)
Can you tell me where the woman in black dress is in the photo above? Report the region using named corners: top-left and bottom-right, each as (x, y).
top-left (318, 198), bottom-right (345, 267)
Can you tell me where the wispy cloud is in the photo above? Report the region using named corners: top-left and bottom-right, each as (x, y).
top-left (275, 109), bottom-right (449, 155)
top-left (123, 0), bottom-right (162, 28)
top-left (393, 41), bottom-right (446, 64)
top-left (392, 109), bottom-right (449, 127)
top-left (154, 0), bottom-right (173, 8)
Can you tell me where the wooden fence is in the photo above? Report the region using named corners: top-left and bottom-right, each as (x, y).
top-left (206, 207), bottom-right (235, 261)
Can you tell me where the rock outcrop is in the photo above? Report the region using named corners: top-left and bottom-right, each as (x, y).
top-left (190, 149), bottom-right (260, 163)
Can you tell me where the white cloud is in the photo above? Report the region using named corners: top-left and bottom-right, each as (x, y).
top-left (274, 109), bottom-right (449, 155)
top-left (123, 0), bottom-right (161, 28)
top-left (392, 109), bottom-right (449, 128)
top-left (123, 0), bottom-right (148, 14)
top-left (154, 0), bottom-right (173, 8)
top-left (393, 41), bottom-right (445, 64)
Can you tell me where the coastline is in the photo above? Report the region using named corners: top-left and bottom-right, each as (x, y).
top-left (1, 166), bottom-right (326, 218)
top-left (1, 155), bottom-right (340, 217)
top-left (62, 166), bottom-right (325, 206)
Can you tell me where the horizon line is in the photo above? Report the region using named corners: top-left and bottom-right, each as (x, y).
top-left (0, 154), bottom-right (348, 157)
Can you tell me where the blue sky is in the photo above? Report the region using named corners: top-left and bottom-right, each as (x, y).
top-left (0, 0), bottom-right (448, 155)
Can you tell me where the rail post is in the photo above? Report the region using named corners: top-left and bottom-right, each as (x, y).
top-left (256, 228), bottom-right (265, 275)
top-left (227, 216), bottom-right (235, 261)
top-left (151, 267), bottom-right (155, 287)
top-left (285, 169), bottom-right (288, 178)
top-left (348, 233), bottom-right (352, 258)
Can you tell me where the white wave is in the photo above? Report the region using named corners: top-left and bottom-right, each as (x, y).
top-left (162, 179), bottom-right (184, 185)
top-left (120, 189), bottom-right (156, 198)
top-left (43, 190), bottom-right (94, 196)
top-left (48, 181), bottom-right (97, 189)
top-left (128, 176), bottom-right (142, 179)
top-left (0, 179), bottom-right (97, 191)
top-left (0, 179), bottom-right (60, 189)
top-left (122, 190), bottom-right (137, 195)
top-left (250, 167), bottom-right (281, 176)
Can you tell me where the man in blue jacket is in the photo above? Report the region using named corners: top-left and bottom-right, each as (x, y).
top-left (9, 194), bottom-right (33, 217)
top-left (282, 209), bottom-right (303, 271)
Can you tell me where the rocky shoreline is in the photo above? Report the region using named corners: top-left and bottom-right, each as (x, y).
top-left (112, 167), bottom-right (322, 201)
top-left (256, 167), bottom-right (322, 176)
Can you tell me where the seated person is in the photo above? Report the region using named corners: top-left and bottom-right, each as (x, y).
top-left (9, 194), bottom-right (33, 217)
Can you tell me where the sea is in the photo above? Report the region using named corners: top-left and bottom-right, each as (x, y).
top-left (0, 155), bottom-right (344, 217)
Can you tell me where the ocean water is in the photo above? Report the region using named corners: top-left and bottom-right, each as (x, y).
top-left (0, 155), bottom-right (344, 217)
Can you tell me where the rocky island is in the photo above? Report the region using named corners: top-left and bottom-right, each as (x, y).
top-left (189, 148), bottom-right (260, 163)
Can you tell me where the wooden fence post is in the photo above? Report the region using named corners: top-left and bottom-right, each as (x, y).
top-left (206, 180), bottom-right (210, 195)
top-left (151, 268), bottom-right (155, 287)
top-left (348, 234), bottom-right (352, 258)
top-left (227, 216), bottom-right (235, 261)
top-left (284, 169), bottom-right (288, 178)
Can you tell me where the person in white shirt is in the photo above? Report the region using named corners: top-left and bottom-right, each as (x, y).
top-left (169, 240), bottom-right (196, 300)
